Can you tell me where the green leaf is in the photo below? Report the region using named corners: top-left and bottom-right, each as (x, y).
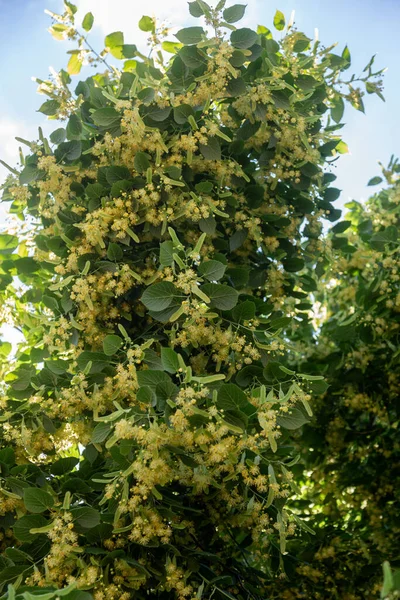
top-left (0, 566), bottom-right (33, 586)
top-left (341, 44), bottom-right (351, 68)
top-left (141, 282), bottom-right (180, 311)
top-left (38, 100), bottom-right (60, 116)
top-left (137, 370), bottom-right (170, 390)
top-left (64, 1), bottom-right (78, 14)
top-left (4, 547), bottom-right (32, 564)
top-left (82, 12), bottom-right (94, 31)
top-left (199, 138), bottom-right (221, 161)
top-left (103, 334), bottom-right (123, 356)
top-left (108, 43), bottom-right (133, 59)
top-left (0, 341), bottom-right (12, 357)
top-left (91, 422), bottom-right (112, 443)
top-left (144, 105), bottom-right (171, 122)
top-left (323, 187), bottom-right (341, 202)
top-left (273, 9), bottom-right (285, 31)
top-left (13, 515), bottom-right (48, 542)
top-left (70, 507), bottom-right (100, 529)
top-left (23, 488), bottom-right (54, 514)
top-left (188, 1), bottom-right (205, 17)
top-left (174, 104), bottom-right (195, 125)
top-left (148, 302), bottom-right (182, 323)
top-left (331, 95), bottom-right (345, 123)
top-left (134, 151), bottom-right (151, 172)
top-left (161, 348), bottom-right (180, 374)
top-left (164, 166), bottom-right (182, 180)
top-left (222, 409), bottom-right (248, 432)
top-left (138, 16), bottom-right (155, 32)
top-left (86, 183), bottom-right (106, 200)
top-left (66, 114), bottom-right (82, 139)
top-left (263, 361), bottom-right (289, 382)
top-left (271, 90), bottom-right (291, 110)
top-left (277, 408), bottom-right (309, 430)
top-left (268, 316), bottom-right (292, 330)
top-left (160, 241), bottom-right (174, 267)
top-left (331, 325), bottom-right (356, 343)
top-left (57, 140), bottom-right (82, 161)
top-left (11, 367), bottom-right (33, 391)
top-left (199, 216), bottom-right (217, 234)
top-left (196, 181), bottom-right (213, 193)
top-left (232, 300), bottom-right (256, 322)
top-left (367, 176), bottom-right (383, 186)
top-left (107, 243), bottom-right (123, 261)
top-left (121, 44), bottom-right (137, 58)
top-left (295, 75), bottom-right (317, 92)
top-left (229, 50), bottom-right (247, 67)
top-left (138, 87), bottom-right (155, 104)
top-left (175, 27), bottom-right (204, 45)
top-left (143, 351), bottom-right (162, 370)
top-left (217, 383), bottom-right (254, 415)
top-left (200, 284), bottom-right (239, 310)
top-left (105, 31), bottom-right (124, 48)
top-left (0, 448), bottom-right (14, 466)
top-left (264, 38), bottom-right (279, 56)
top-left (331, 220), bottom-right (351, 234)
top-left (370, 226), bottom-right (398, 250)
top-left (292, 34), bottom-right (310, 52)
top-left (229, 230), bottom-right (248, 252)
top-left (226, 77), bottom-right (247, 97)
top-left (51, 457), bottom-right (79, 475)
top-left (50, 127), bottom-right (66, 145)
top-left (179, 46), bottom-right (207, 69)
top-left (223, 4), bottom-right (246, 23)
top-left (226, 77), bottom-right (247, 98)
top-left (198, 260), bottom-right (226, 281)
top-left (308, 379), bottom-right (329, 395)
top-left (283, 257), bottom-right (304, 272)
top-left (335, 140), bottom-right (349, 154)
top-left (19, 164), bottom-right (42, 185)
top-left (0, 234), bottom-right (18, 254)
top-left (156, 380), bottom-right (178, 409)
top-left (162, 40), bottom-right (182, 53)
top-left (67, 54), bottom-right (83, 75)
top-left (92, 107), bottom-right (121, 128)
top-left (230, 28), bottom-right (258, 49)
top-left (62, 592), bottom-right (93, 600)
top-left (137, 386), bottom-right (154, 404)
top-left (106, 165), bottom-right (131, 184)
top-left (197, 0), bottom-right (212, 14)
top-left (14, 257), bottom-right (39, 275)
top-left (45, 359), bottom-right (68, 375)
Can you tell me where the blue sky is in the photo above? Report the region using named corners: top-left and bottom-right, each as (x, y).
top-left (0, 0), bottom-right (399, 214)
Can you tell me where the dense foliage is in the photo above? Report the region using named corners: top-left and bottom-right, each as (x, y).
top-left (0, 1), bottom-right (396, 599)
top-left (265, 159), bottom-right (400, 599)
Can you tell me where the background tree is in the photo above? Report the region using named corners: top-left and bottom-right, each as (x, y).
top-left (0, 1), bottom-right (387, 599)
top-left (260, 159), bottom-right (400, 599)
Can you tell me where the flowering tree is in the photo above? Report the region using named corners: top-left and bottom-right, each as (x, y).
top-left (0, 1), bottom-right (386, 599)
top-left (261, 160), bottom-right (400, 599)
